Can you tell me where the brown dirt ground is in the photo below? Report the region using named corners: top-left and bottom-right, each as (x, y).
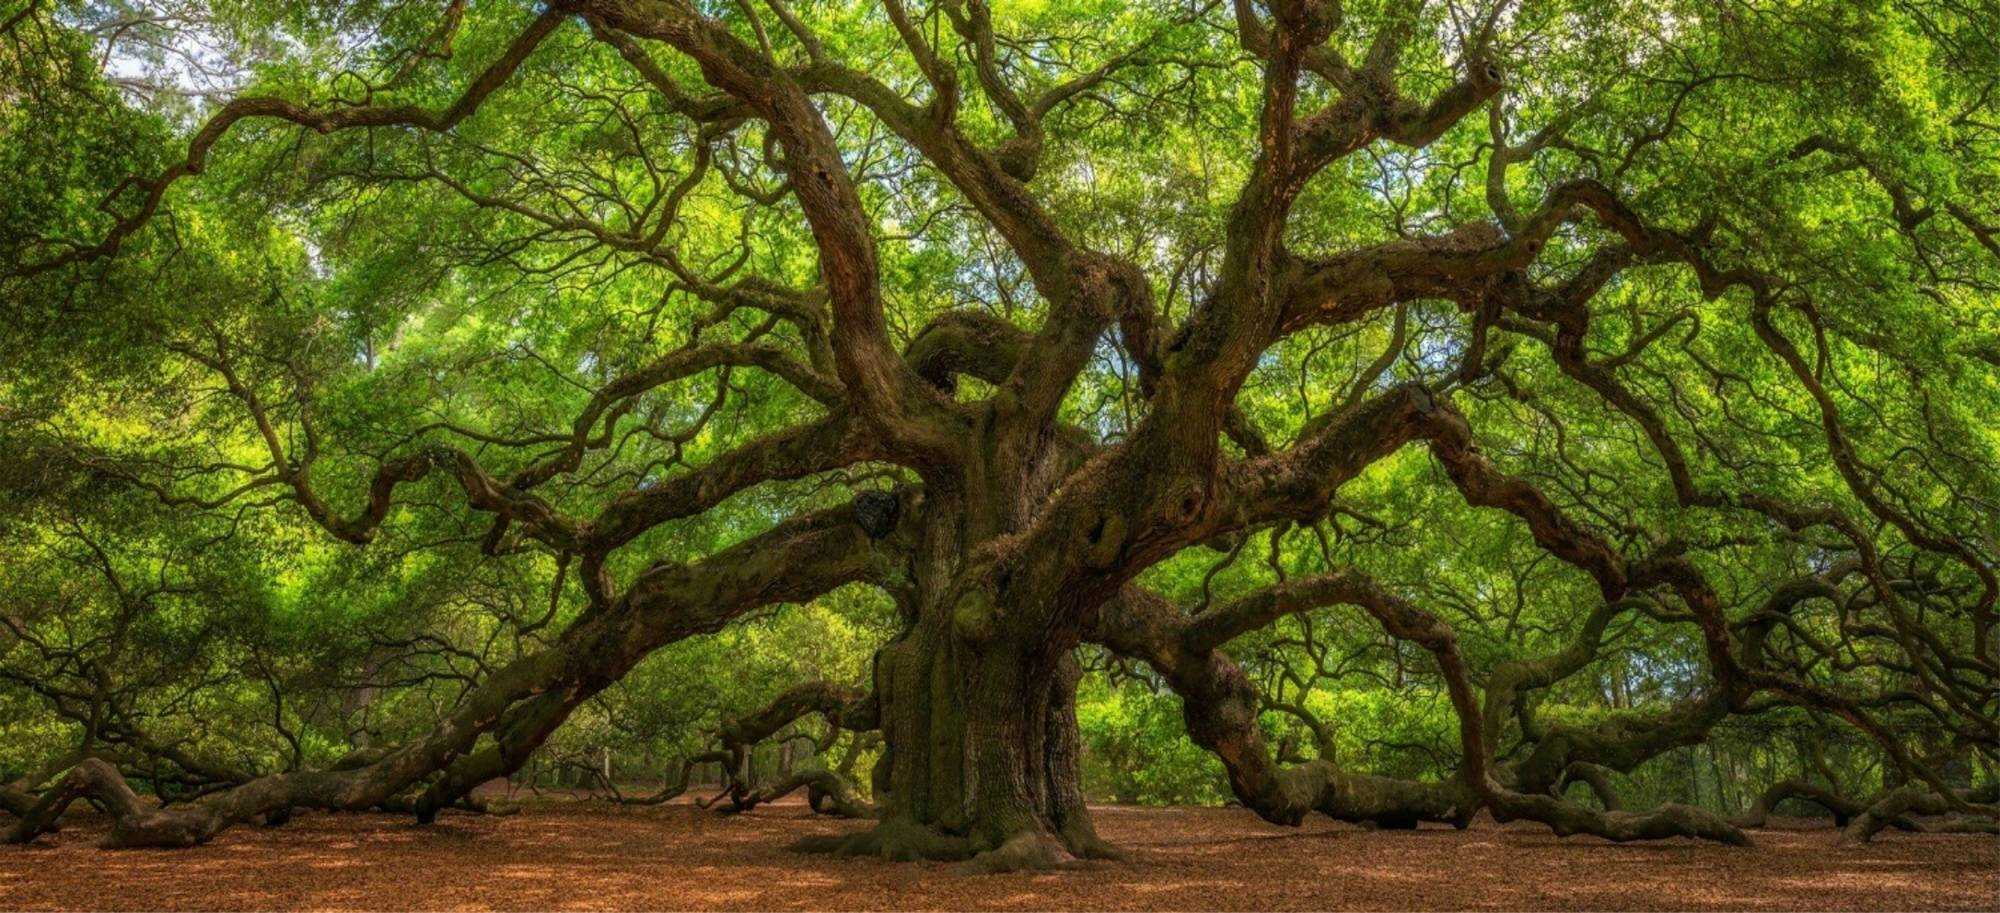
top-left (0, 797), bottom-right (1993, 911)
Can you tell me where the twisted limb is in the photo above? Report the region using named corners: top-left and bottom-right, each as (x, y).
top-left (590, 751), bottom-right (728, 806)
top-left (1, 505), bottom-right (893, 847)
top-left (1732, 779), bottom-right (1873, 830)
top-left (714, 767), bottom-right (877, 819)
top-left (1091, 561), bottom-right (1750, 846)
top-left (1557, 763), bottom-right (1625, 812)
top-left (701, 681), bottom-right (880, 819)
top-left (1842, 784), bottom-right (2000, 844)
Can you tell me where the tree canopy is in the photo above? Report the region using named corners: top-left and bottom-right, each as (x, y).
top-left (1, 0), bottom-right (1997, 866)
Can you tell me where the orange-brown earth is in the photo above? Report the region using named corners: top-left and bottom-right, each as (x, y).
top-left (1, 797), bottom-right (1993, 911)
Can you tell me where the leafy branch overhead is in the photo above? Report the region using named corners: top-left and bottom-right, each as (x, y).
top-left (0, 0), bottom-right (1996, 865)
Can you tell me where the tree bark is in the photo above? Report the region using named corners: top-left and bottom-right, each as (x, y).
top-left (848, 623), bottom-right (1107, 867)
top-left (798, 514), bottom-right (1113, 870)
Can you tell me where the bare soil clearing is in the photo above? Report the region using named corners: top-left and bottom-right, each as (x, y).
top-left (0, 799), bottom-right (1992, 911)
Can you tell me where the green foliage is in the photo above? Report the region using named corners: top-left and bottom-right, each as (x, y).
top-left (0, 0), bottom-right (1994, 817)
top-left (1077, 676), bottom-right (1228, 805)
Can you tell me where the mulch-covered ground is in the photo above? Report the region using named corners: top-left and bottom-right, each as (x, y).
top-left (1, 797), bottom-right (1993, 911)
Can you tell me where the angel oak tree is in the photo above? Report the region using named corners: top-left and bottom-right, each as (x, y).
top-left (3, 0), bottom-right (1999, 870)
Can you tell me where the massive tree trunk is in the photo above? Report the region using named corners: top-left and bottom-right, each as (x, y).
top-left (854, 619), bottom-right (1105, 868)
top-left (802, 411), bottom-right (1115, 870)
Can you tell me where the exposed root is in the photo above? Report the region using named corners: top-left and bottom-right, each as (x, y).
top-left (791, 814), bottom-right (1111, 871)
top-left (791, 816), bottom-right (972, 862)
top-left (958, 831), bottom-right (1078, 874)
top-left (804, 774), bottom-right (878, 820)
top-left (1056, 815), bottom-right (1126, 861)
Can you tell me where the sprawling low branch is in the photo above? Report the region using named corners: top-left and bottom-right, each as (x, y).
top-left (5, 499), bottom-right (904, 846)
